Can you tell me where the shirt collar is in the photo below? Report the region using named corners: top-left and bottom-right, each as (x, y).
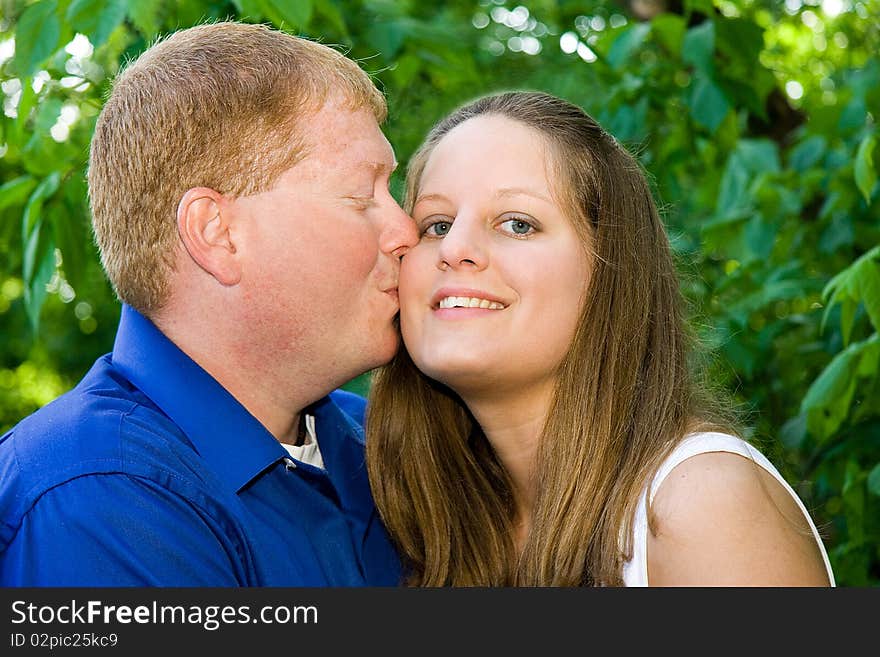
top-left (111, 304), bottom-right (286, 494)
top-left (308, 394), bottom-right (375, 521)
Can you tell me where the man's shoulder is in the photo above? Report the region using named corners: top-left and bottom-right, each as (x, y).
top-left (327, 388), bottom-right (367, 425)
top-left (7, 355), bottom-right (189, 454)
top-left (0, 362), bottom-right (203, 523)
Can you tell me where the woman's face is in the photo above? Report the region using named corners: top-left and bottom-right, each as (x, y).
top-left (399, 115), bottom-right (591, 398)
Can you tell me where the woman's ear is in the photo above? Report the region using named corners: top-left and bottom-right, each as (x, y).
top-left (176, 187), bottom-right (241, 286)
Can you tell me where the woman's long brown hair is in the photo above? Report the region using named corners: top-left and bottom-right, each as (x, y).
top-left (366, 91), bottom-right (739, 586)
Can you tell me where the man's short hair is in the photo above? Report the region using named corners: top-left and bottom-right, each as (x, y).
top-left (88, 21), bottom-right (387, 313)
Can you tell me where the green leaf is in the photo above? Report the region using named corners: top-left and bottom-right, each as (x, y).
top-left (801, 344), bottom-right (858, 440)
top-left (49, 197), bottom-right (88, 294)
top-left (366, 20), bottom-right (407, 59)
top-left (868, 463), bottom-right (880, 497)
top-left (12, 78), bottom-right (38, 144)
top-left (822, 246), bottom-right (880, 340)
top-left (11, 0), bottom-right (61, 77)
top-left (714, 16), bottom-right (765, 54)
top-left (856, 334), bottom-right (880, 377)
top-left (607, 23), bottom-right (651, 70)
top-left (789, 135), bottom-right (827, 171)
top-left (232, 0), bottom-right (265, 20)
top-left (21, 173), bottom-right (62, 334)
top-left (721, 336), bottom-right (757, 379)
top-left (715, 152), bottom-right (750, 216)
top-left (713, 18), bottom-right (767, 85)
top-left (780, 414), bottom-right (807, 449)
top-left (609, 96), bottom-right (648, 143)
top-left (390, 53), bottom-right (421, 89)
top-left (688, 74), bottom-right (730, 133)
top-left (685, 0), bottom-right (714, 15)
top-left (22, 218), bottom-right (57, 335)
top-left (66, 0), bottom-right (127, 47)
top-left (34, 97), bottom-right (63, 134)
top-left (854, 133), bottom-right (877, 203)
top-left (682, 21), bottom-right (714, 76)
top-left (839, 298), bottom-right (857, 345)
top-left (840, 95), bottom-right (867, 132)
top-left (341, 371), bottom-right (372, 398)
top-left (820, 214), bottom-right (854, 254)
top-left (712, 140), bottom-right (780, 217)
top-left (651, 14), bottom-right (686, 57)
top-left (860, 263), bottom-right (880, 336)
top-left (314, 0), bottom-right (349, 39)
top-left (726, 276), bottom-right (803, 315)
top-left (842, 460), bottom-right (866, 544)
top-left (712, 18), bottom-right (773, 120)
top-left (743, 215), bottom-right (777, 262)
top-left (0, 176), bottom-right (38, 213)
top-left (126, 0), bottom-right (164, 39)
top-left (700, 211), bottom-right (751, 263)
top-left (21, 172), bottom-right (61, 243)
top-left (261, 0), bottom-right (314, 30)
top-left (737, 139), bottom-right (781, 174)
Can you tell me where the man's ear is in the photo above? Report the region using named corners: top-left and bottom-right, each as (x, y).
top-left (177, 187), bottom-right (241, 286)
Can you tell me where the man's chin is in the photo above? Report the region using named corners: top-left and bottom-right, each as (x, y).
top-left (379, 331), bottom-right (402, 364)
top-left (360, 331), bottom-right (401, 372)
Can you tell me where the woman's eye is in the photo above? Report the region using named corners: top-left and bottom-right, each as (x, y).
top-left (424, 221), bottom-right (452, 237)
top-left (499, 217), bottom-right (535, 236)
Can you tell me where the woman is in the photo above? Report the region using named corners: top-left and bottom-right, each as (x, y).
top-left (366, 91), bottom-right (834, 587)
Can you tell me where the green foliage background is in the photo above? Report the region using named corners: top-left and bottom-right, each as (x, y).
top-left (1, 0), bottom-right (878, 585)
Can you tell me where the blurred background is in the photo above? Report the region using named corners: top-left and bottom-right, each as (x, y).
top-left (1, 0), bottom-right (878, 585)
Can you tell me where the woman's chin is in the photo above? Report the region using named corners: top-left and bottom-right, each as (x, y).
top-left (412, 357), bottom-right (498, 394)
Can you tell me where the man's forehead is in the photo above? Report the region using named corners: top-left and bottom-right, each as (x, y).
top-left (323, 142), bottom-right (397, 175)
top-left (306, 122), bottom-right (395, 168)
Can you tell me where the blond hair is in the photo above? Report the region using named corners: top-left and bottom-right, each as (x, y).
top-left (366, 91), bottom-right (739, 586)
top-left (88, 21), bottom-right (386, 313)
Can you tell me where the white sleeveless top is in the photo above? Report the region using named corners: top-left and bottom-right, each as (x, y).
top-left (621, 431), bottom-right (836, 586)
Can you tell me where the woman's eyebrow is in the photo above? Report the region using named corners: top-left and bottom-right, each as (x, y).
top-left (412, 192), bottom-right (451, 206)
top-left (494, 187), bottom-right (553, 203)
top-left (415, 188), bottom-right (552, 205)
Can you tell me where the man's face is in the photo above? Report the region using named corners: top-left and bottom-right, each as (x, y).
top-left (230, 94), bottom-right (418, 391)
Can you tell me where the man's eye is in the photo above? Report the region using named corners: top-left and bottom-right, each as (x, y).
top-left (347, 196), bottom-right (374, 209)
top-left (424, 221), bottom-right (452, 237)
top-left (499, 217), bottom-right (535, 236)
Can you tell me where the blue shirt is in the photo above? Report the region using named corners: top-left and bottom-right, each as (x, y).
top-left (0, 304), bottom-right (401, 586)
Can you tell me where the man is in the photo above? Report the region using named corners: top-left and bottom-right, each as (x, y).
top-left (0, 21), bottom-right (416, 585)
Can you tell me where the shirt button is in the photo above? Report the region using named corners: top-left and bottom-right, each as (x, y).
top-left (284, 457), bottom-right (297, 471)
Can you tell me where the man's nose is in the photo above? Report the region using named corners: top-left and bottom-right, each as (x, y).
top-left (382, 200), bottom-right (419, 258)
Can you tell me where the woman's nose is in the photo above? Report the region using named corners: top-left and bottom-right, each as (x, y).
top-left (437, 217), bottom-right (487, 271)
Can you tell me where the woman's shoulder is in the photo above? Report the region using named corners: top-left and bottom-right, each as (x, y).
top-left (647, 431), bottom-right (762, 502)
top-left (649, 435), bottom-right (779, 521)
top-left (643, 431), bottom-right (834, 586)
